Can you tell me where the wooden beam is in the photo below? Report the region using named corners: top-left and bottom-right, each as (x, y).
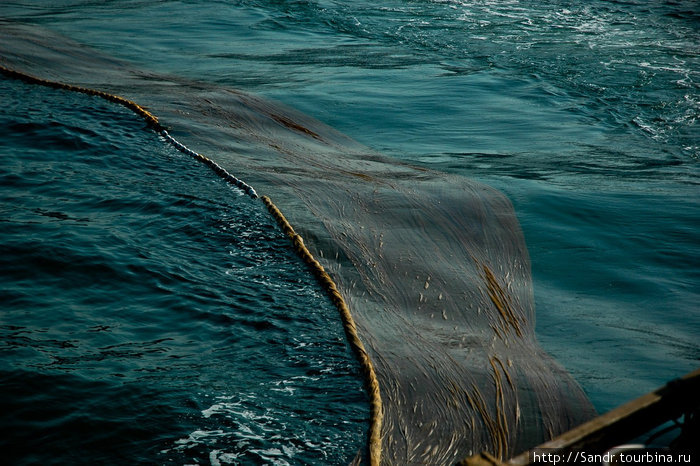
top-left (458, 367), bottom-right (700, 466)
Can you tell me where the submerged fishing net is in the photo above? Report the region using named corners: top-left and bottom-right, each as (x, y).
top-left (1, 22), bottom-right (595, 465)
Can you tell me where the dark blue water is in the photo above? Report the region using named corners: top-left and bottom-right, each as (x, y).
top-left (0, 78), bottom-right (366, 464)
top-left (1, 0), bottom-right (699, 464)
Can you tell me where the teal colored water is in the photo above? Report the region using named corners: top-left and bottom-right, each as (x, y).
top-left (1, 1), bottom-right (699, 464)
top-left (0, 78), bottom-right (366, 464)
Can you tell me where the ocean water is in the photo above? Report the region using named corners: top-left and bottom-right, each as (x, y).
top-left (0, 77), bottom-right (367, 464)
top-left (1, 1), bottom-right (698, 464)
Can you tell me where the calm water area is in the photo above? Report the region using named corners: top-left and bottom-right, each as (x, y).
top-left (1, 1), bottom-right (698, 464)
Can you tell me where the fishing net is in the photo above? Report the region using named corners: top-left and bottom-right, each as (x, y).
top-left (1, 21), bottom-right (595, 465)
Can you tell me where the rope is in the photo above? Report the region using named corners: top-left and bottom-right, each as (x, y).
top-left (261, 196), bottom-right (383, 465)
top-left (159, 129), bottom-right (257, 199)
top-left (0, 64), bottom-right (258, 199)
top-left (1, 63), bottom-right (382, 465)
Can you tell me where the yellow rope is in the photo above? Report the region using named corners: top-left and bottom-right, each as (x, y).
top-left (1, 63), bottom-right (383, 464)
top-left (0, 64), bottom-right (162, 130)
top-left (261, 196), bottom-right (383, 465)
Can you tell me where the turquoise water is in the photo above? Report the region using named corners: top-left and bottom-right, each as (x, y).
top-left (1, 1), bottom-right (699, 464)
top-left (0, 78), bottom-right (366, 464)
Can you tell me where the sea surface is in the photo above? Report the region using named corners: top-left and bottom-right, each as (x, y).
top-left (1, 1), bottom-right (698, 464)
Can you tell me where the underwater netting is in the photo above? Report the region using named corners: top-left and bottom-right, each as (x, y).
top-left (1, 22), bottom-right (595, 465)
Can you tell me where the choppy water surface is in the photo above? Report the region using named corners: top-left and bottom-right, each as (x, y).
top-left (1, 0), bottom-right (698, 464)
top-left (0, 78), bottom-right (366, 464)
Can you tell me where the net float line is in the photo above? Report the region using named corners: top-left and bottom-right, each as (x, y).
top-left (1, 63), bottom-right (382, 465)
